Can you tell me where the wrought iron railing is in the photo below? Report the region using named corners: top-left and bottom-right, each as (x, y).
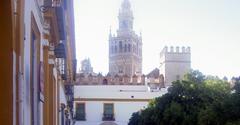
top-left (75, 113), bottom-right (86, 121)
top-left (64, 85), bottom-right (74, 117)
top-left (102, 113), bottom-right (115, 121)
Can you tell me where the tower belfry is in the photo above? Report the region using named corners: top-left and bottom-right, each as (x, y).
top-left (109, 0), bottom-right (142, 77)
top-left (118, 0), bottom-right (133, 32)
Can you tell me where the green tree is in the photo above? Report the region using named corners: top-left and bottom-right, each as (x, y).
top-left (129, 70), bottom-right (236, 125)
top-left (128, 112), bottom-right (141, 125)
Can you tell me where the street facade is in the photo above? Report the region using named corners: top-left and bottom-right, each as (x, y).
top-left (0, 0), bottom-right (76, 125)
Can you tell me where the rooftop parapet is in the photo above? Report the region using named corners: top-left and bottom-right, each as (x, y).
top-left (75, 73), bottom-right (163, 86)
top-left (160, 46), bottom-right (191, 57)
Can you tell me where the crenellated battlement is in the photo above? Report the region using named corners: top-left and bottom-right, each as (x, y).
top-left (74, 73), bottom-right (164, 86)
top-left (160, 46), bottom-right (191, 57)
top-left (160, 46), bottom-right (191, 62)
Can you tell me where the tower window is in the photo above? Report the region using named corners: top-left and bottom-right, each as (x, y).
top-left (133, 45), bottom-right (136, 54)
top-left (119, 41), bottom-right (123, 52)
top-left (115, 46), bottom-right (117, 53)
top-left (124, 44), bottom-right (127, 52)
top-left (128, 44), bottom-right (131, 52)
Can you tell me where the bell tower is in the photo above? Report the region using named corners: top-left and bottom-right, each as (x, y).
top-left (109, 0), bottom-right (142, 77)
top-left (118, 0), bottom-right (133, 31)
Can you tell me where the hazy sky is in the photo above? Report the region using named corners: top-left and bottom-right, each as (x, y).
top-left (74, 0), bottom-right (240, 79)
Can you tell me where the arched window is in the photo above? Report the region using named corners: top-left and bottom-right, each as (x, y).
top-left (119, 41), bottom-right (123, 52)
top-left (133, 45), bottom-right (136, 54)
top-left (128, 44), bottom-right (131, 52)
top-left (124, 44), bottom-right (127, 52)
top-left (115, 46), bottom-right (117, 53)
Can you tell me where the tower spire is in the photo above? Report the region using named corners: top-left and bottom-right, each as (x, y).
top-left (121, 0), bottom-right (131, 10)
top-left (118, 0), bottom-right (134, 31)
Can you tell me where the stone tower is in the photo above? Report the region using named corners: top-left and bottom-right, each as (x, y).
top-left (109, 0), bottom-right (142, 76)
top-left (159, 46), bottom-right (191, 86)
top-left (81, 58), bottom-right (93, 74)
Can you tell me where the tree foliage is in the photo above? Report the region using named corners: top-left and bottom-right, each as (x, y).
top-left (128, 70), bottom-right (240, 125)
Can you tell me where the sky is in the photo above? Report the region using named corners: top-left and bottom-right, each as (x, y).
top-left (73, 0), bottom-right (240, 79)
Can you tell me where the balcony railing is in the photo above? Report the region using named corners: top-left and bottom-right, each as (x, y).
top-left (54, 42), bottom-right (66, 58)
top-left (40, 0), bottom-right (60, 12)
top-left (55, 2), bottom-right (66, 41)
top-left (64, 85), bottom-right (74, 117)
top-left (75, 113), bottom-right (86, 121)
top-left (102, 113), bottom-right (115, 121)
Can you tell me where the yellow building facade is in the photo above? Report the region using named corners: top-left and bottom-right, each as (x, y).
top-left (0, 0), bottom-right (76, 125)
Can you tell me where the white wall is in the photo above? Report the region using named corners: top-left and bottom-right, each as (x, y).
top-left (74, 85), bottom-right (167, 99)
top-left (74, 85), bottom-right (168, 125)
top-left (75, 101), bottom-right (148, 125)
top-left (160, 47), bottom-right (191, 86)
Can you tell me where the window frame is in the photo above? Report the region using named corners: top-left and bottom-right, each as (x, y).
top-left (103, 103), bottom-right (115, 121)
top-left (75, 102), bottom-right (86, 121)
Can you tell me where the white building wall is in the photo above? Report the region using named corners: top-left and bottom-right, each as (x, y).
top-left (115, 102), bottom-right (147, 123)
top-left (164, 61), bottom-right (190, 85)
top-left (74, 85), bottom-right (168, 125)
top-left (75, 101), bottom-right (148, 125)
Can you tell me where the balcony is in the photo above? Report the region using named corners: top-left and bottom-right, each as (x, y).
top-left (58, 58), bottom-right (67, 80)
top-left (54, 42), bottom-right (66, 58)
top-left (54, 42), bottom-right (67, 80)
top-left (40, 0), bottom-right (67, 40)
top-left (75, 113), bottom-right (86, 121)
top-left (55, 1), bottom-right (66, 41)
top-left (102, 114), bottom-right (115, 121)
top-left (65, 85), bottom-right (74, 116)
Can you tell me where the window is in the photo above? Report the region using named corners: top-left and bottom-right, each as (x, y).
top-left (119, 41), bottom-right (123, 52)
top-left (128, 44), bottom-right (131, 52)
top-left (122, 20), bottom-right (128, 28)
top-left (124, 44), bottom-right (127, 52)
top-left (103, 103), bottom-right (114, 121)
top-left (75, 103), bottom-right (86, 121)
top-left (133, 45), bottom-right (136, 54)
top-left (115, 46), bottom-right (117, 53)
